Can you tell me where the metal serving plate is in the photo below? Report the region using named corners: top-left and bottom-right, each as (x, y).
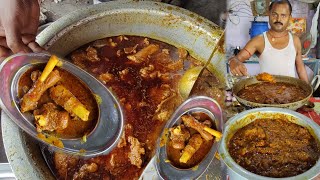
top-left (0, 53), bottom-right (124, 157)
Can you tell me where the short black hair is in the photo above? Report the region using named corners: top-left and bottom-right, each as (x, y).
top-left (269, 0), bottom-right (292, 14)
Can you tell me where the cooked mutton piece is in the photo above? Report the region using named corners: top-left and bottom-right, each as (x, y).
top-left (169, 125), bottom-right (190, 150)
top-left (34, 103), bottom-right (69, 132)
top-left (50, 85), bottom-right (90, 121)
top-left (256, 72), bottom-right (276, 83)
top-left (128, 136), bottom-right (145, 168)
top-left (21, 70), bottom-right (61, 113)
top-left (98, 72), bottom-right (114, 84)
top-left (124, 44), bottom-right (138, 54)
top-left (73, 162), bottom-right (99, 180)
top-left (181, 115), bottom-right (213, 141)
top-left (86, 46), bottom-right (100, 62)
top-left (178, 48), bottom-right (188, 59)
top-left (140, 65), bottom-right (155, 78)
top-left (30, 70), bottom-right (42, 82)
top-left (127, 44), bottom-right (159, 63)
top-left (179, 134), bottom-right (203, 163)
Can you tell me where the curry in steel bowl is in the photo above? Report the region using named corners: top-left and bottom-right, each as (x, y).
top-left (28, 35), bottom-right (225, 179)
top-left (224, 109), bottom-right (320, 178)
top-left (155, 96), bottom-right (223, 179)
top-left (18, 64), bottom-right (99, 141)
top-left (229, 118), bottom-right (320, 177)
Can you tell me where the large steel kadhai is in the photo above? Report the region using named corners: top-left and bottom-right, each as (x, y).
top-left (232, 75), bottom-right (313, 110)
top-left (1, 1), bottom-right (226, 179)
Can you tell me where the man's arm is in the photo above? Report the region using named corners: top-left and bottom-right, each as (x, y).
top-left (293, 35), bottom-right (309, 83)
top-left (228, 35), bottom-right (262, 76)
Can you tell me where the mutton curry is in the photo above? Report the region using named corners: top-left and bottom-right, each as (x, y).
top-left (18, 64), bottom-right (98, 139)
top-left (49, 35), bottom-right (224, 179)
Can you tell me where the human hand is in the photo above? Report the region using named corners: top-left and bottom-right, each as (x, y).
top-left (229, 57), bottom-right (248, 76)
top-left (0, 0), bottom-right (43, 58)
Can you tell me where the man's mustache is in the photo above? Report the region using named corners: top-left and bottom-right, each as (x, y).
top-left (274, 22), bottom-right (283, 25)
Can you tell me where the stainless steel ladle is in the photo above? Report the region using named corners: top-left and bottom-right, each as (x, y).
top-left (0, 53), bottom-right (124, 157)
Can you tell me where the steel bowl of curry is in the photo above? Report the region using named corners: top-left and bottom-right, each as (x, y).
top-left (156, 96), bottom-right (223, 179)
top-left (219, 107), bottom-right (320, 180)
top-left (0, 53), bottom-right (124, 156)
top-left (232, 73), bottom-right (313, 110)
top-left (1, 1), bottom-right (226, 179)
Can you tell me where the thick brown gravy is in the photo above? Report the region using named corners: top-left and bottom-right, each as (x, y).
top-left (51, 35), bottom-right (223, 179)
top-left (237, 82), bottom-right (308, 104)
top-left (228, 118), bottom-right (320, 178)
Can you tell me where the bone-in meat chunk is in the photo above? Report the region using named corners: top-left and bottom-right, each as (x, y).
top-left (169, 125), bottom-right (190, 150)
top-left (86, 46), bottom-right (100, 62)
top-left (181, 114), bottom-right (213, 141)
top-left (33, 103), bottom-right (69, 132)
top-left (50, 85), bottom-right (90, 121)
top-left (21, 69), bottom-right (61, 112)
top-left (179, 134), bottom-right (203, 163)
top-left (99, 72), bottom-right (114, 84)
top-left (256, 72), bottom-right (276, 83)
top-left (127, 44), bottom-right (159, 63)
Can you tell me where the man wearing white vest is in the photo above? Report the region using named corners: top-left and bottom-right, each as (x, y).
top-left (228, 0), bottom-right (309, 83)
